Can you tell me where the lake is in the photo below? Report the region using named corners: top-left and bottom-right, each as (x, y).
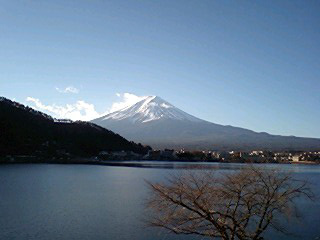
top-left (0, 163), bottom-right (319, 240)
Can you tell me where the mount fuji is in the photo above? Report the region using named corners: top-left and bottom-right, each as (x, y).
top-left (92, 96), bottom-right (320, 151)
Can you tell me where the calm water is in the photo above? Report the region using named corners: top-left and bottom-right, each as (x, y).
top-left (0, 163), bottom-right (319, 240)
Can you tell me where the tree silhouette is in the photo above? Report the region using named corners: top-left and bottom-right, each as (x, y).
top-left (145, 167), bottom-right (314, 240)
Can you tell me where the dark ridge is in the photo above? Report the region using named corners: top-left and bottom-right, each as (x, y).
top-left (0, 97), bottom-right (151, 159)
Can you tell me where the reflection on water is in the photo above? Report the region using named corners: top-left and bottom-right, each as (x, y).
top-left (102, 161), bottom-right (320, 173)
top-left (0, 163), bottom-right (319, 240)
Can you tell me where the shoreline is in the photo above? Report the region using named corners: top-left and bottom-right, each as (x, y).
top-left (0, 159), bottom-right (319, 169)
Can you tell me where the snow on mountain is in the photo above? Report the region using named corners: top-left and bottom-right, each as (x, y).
top-left (92, 96), bottom-right (320, 151)
top-left (99, 96), bottom-right (203, 123)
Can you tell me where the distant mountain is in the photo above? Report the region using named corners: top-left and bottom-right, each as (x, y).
top-left (0, 97), bottom-right (150, 159)
top-left (92, 96), bottom-right (320, 151)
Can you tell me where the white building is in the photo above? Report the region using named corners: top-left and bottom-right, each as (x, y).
top-left (292, 155), bottom-right (300, 162)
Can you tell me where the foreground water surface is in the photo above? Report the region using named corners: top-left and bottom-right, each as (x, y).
top-left (0, 162), bottom-right (319, 240)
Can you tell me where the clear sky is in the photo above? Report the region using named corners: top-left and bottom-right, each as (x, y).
top-left (1, 0), bottom-right (320, 138)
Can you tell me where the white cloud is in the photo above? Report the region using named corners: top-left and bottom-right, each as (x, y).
top-left (110, 93), bottom-right (147, 112)
top-left (55, 86), bottom-right (79, 94)
top-left (25, 92), bottom-right (148, 121)
top-left (26, 97), bottom-right (100, 121)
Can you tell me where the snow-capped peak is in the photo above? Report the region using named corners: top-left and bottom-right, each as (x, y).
top-left (97, 96), bottom-right (202, 123)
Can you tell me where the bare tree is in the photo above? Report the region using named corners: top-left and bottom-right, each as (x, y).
top-left (145, 166), bottom-right (314, 240)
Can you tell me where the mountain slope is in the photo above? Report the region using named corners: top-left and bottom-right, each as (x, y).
top-left (98, 96), bottom-right (203, 123)
top-left (0, 97), bottom-right (150, 158)
top-left (92, 96), bottom-right (320, 151)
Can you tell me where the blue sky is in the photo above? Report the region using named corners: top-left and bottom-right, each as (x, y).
top-left (1, 0), bottom-right (319, 137)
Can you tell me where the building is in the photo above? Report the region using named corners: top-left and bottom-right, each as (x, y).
top-left (292, 154), bottom-right (301, 162)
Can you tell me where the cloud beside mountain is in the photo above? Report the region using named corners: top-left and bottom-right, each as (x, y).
top-left (25, 92), bottom-right (147, 121)
top-left (26, 97), bottom-right (100, 121)
top-left (110, 93), bottom-right (148, 113)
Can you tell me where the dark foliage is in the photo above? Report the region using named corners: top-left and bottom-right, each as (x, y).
top-left (0, 97), bottom-right (150, 159)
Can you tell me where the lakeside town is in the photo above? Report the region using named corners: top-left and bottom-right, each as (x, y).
top-left (3, 148), bottom-right (320, 165)
top-left (97, 149), bottom-right (320, 164)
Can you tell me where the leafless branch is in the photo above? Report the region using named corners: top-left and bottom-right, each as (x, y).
top-left (145, 166), bottom-right (314, 240)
